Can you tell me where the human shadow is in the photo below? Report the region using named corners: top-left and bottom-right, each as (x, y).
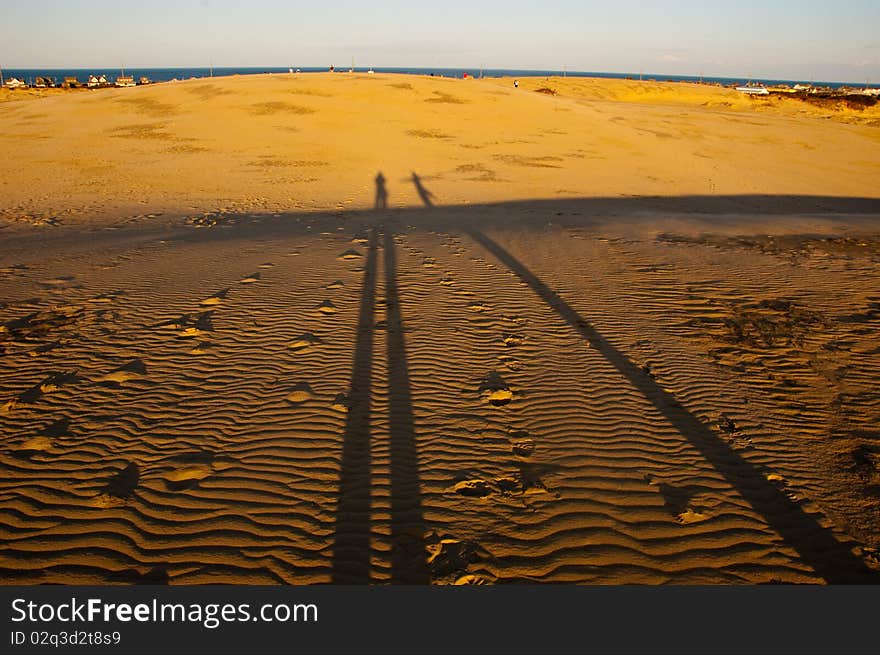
top-left (411, 172), bottom-right (434, 207)
top-left (383, 229), bottom-right (429, 583)
top-left (467, 228), bottom-right (878, 583)
top-left (331, 228), bottom-right (378, 583)
top-left (374, 171), bottom-right (388, 210)
top-left (330, 224), bottom-right (428, 584)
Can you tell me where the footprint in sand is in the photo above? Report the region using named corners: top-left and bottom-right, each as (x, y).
top-left (468, 302), bottom-right (489, 312)
top-left (91, 461), bottom-right (140, 506)
top-left (498, 355), bottom-right (522, 372)
top-left (38, 276), bottom-right (78, 290)
top-left (13, 422), bottom-right (70, 458)
top-left (160, 452), bottom-right (231, 491)
top-left (423, 257), bottom-right (436, 268)
top-left (452, 475), bottom-right (534, 498)
top-left (159, 451), bottom-right (232, 491)
top-left (286, 382), bottom-right (315, 404)
top-left (163, 464), bottom-right (213, 488)
top-left (325, 280), bottom-right (345, 290)
top-left (439, 276), bottom-right (454, 286)
top-left (509, 430), bottom-right (535, 457)
top-left (425, 534), bottom-right (488, 577)
top-left (88, 291), bottom-right (124, 304)
top-left (288, 333), bottom-right (322, 353)
top-left (16, 417), bottom-right (73, 454)
top-left (3, 371), bottom-right (81, 413)
top-left (764, 471), bottom-right (803, 503)
top-left (178, 312), bottom-right (214, 338)
top-left (675, 508), bottom-right (710, 524)
top-left (200, 288), bottom-right (230, 306)
top-left (156, 311), bottom-right (214, 338)
top-left (27, 342), bottom-right (65, 358)
top-left (453, 574), bottom-right (492, 585)
top-left (189, 341), bottom-right (214, 355)
top-left (0, 263), bottom-right (29, 277)
top-left (453, 479), bottom-right (494, 498)
top-left (16, 436), bottom-right (55, 454)
top-left (330, 392), bottom-right (349, 413)
top-left (258, 262), bottom-right (275, 269)
top-left (494, 476), bottom-right (524, 494)
top-left (650, 479), bottom-right (712, 525)
top-left (337, 249), bottom-right (362, 260)
top-left (96, 359), bottom-right (147, 385)
top-left (502, 334), bottom-right (524, 347)
top-left (4, 306), bottom-right (83, 342)
top-left (479, 370), bottom-right (514, 406)
top-left (316, 300), bottom-right (338, 315)
top-left (240, 272), bottom-right (261, 284)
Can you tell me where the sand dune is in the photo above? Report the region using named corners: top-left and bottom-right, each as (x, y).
top-left (1, 74), bottom-right (879, 584)
top-left (1, 73), bottom-right (878, 227)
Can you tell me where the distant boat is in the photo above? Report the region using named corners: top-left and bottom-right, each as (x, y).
top-left (736, 84), bottom-right (769, 95)
top-left (115, 76), bottom-right (136, 88)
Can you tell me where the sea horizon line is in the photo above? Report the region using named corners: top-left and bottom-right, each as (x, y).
top-left (1, 65), bottom-right (873, 88)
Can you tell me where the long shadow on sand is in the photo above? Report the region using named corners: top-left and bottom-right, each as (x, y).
top-left (5, 193), bottom-right (880, 584)
top-left (331, 229), bottom-right (378, 583)
top-left (383, 229), bottom-right (429, 583)
top-left (331, 227), bottom-right (428, 583)
top-left (467, 228), bottom-right (878, 584)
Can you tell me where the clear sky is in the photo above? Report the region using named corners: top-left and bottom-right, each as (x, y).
top-left (2, 0), bottom-right (878, 82)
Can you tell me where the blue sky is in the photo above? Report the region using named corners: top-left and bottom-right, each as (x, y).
top-left (2, 0), bottom-right (878, 82)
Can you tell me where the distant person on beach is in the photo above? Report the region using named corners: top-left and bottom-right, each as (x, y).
top-left (374, 171), bottom-right (388, 210)
top-left (514, 79), bottom-right (519, 88)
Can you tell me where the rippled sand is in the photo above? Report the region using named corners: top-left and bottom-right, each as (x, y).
top-left (1, 75), bottom-right (879, 584)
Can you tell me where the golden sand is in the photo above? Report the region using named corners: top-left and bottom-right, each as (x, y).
top-left (1, 73), bottom-right (878, 226)
top-left (0, 73), bottom-right (878, 584)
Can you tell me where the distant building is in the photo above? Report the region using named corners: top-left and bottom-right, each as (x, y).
top-left (138, 76), bottom-right (152, 85)
top-left (88, 74), bottom-right (110, 88)
top-left (34, 76), bottom-right (55, 88)
top-left (4, 77), bottom-right (26, 89)
top-left (115, 76), bottom-right (136, 87)
top-left (735, 83), bottom-right (769, 95)
top-left (61, 76), bottom-right (80, 88)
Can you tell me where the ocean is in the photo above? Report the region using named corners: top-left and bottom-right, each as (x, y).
top-left (0, 66), bottom-right (863, 90)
